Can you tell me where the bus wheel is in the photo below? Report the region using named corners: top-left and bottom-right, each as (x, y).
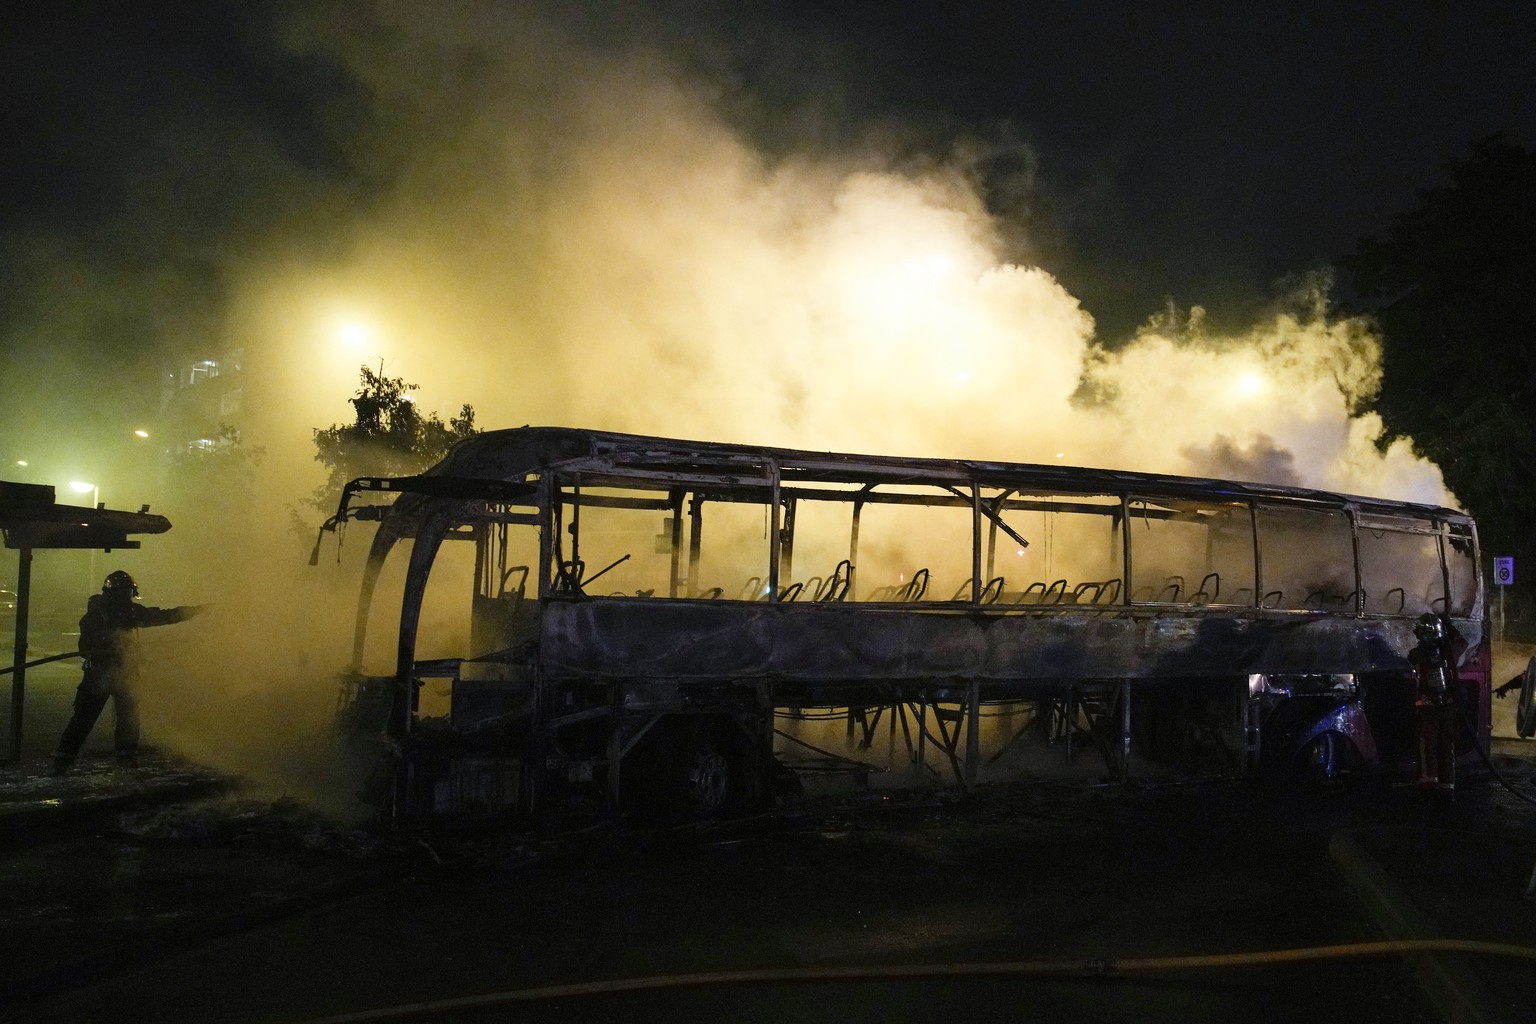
top-left (1296, 730), bottom-right (1360, 784)
top-left (625, 717), bottom-right (740, 824)
top-left (683, 747), bottom-right (732, 816)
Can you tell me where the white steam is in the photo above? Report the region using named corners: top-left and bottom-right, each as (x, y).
top-left (236, 5), bottom-right (1450, 509)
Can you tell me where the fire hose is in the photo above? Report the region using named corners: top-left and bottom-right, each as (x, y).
top-left (1464, 653), bottom-right (1536, 806)
top-left (1505, 654), bottom-right (1536, 739)
top-left (292, 939), bottom-right (1536, 1024)
top-left (0, 650), bottom-right (81, 676)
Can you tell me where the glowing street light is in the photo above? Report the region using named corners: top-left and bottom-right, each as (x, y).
top-left (337, 319), bottom-right (377, 352)
top-left (68, 481), bottom-right (103, 591)
top-left (331, 316), bottom-right (391, 379)
top-left (69, 481), bottom-right (99, 508)
top-left (133, 429), bottom-right (149, 439)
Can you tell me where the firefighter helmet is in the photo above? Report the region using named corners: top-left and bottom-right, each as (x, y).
top-left (1413, 612), bottom-right (1443, 641)
top-left (102, 570), bottom-right (139, 599)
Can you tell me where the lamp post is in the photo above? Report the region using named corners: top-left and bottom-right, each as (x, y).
top-left (68, 481), bottom-right (100, 592)
top-left (68, 481), bottom-right (99, 508)
top-left (335, 318), bottom-right (390, 381)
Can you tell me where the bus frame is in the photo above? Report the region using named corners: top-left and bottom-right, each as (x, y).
top-left (316, 426), bottom-right (1491, 825)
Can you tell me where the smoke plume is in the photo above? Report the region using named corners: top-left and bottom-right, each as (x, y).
top-left (232, 4), bottom-right (1450, 506)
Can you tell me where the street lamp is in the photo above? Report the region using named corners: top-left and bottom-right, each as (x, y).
top-left (332, 316), bottom-right (392, 378)
top-left (338, 320), bottom-right (374, 350)
top-left (69, 481), bottom-right (99, 508)
top-left (67, 481), bottom-right (102, 593)
top-left (1235, 372), bottom-right (1265, 397)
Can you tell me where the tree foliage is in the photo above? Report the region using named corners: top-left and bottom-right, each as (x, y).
top-left (309, 366), bottom-right (480, 514)
top-left (168, 423), bottom-right (266, 489)
top-left (1343, 134), bottom-right (1536, 629)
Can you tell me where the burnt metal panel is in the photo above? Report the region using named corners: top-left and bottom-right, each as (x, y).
top-left (419, 427), bottom-right (1472, 525)
top-left (538, 599), bottom-right (1476, 692)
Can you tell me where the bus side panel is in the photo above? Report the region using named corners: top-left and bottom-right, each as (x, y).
top-left (539, 599), bottom-right (1481, 689)
top-left (1458, 627), bottom-right (1493, 758)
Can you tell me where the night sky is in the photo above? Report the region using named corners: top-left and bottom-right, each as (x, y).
top-left (698, 0), bottom-right (1536, 334)
top-left (3, 0), bottom-right (1534, 488)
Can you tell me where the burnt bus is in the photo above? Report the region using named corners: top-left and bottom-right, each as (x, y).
top-left (315, 426), bottom-right (1489, 825)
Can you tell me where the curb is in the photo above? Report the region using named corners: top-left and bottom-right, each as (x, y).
top-left (1329, 830), bottom-right (1517, 1024)
top-left (0, 777), bottom-right (232, 846)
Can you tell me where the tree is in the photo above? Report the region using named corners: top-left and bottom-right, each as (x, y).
top-left (1343, 134), bottom-right (1536, 633)
top-left (308, 366), bottom-right (480, 516)
top-left (169, 424), bottom-right (266, 489)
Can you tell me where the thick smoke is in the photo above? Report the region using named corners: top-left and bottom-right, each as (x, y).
top-left (64, 2), bottom-right (1456, 808)
top-left (235, 4), bottom-right (1451, 503)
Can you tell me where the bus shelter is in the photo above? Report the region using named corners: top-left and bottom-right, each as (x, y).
top-left (1, 480), bottom-right (171, 763)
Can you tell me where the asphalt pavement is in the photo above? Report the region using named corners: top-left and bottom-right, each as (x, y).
top-left (1, 654), bottom-right (1534, 1024)
top-left (0, 659), bottom-right (228, 837)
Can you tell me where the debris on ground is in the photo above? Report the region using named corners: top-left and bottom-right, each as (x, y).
top-left (116, 798), bottom-right (391, 859)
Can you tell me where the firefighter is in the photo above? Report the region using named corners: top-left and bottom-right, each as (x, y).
top-left (1407, 612), bottom-right (1466, 794)
top-left (52, 571), bottom-right (204, 774)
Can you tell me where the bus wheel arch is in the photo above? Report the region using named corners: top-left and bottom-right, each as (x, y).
top-left (1262, 697), bottom-right (1376, 785)
top-left (1295, 728), bottom-right (1364, 782)
top-left (620, 713), bottom-right (761, 823)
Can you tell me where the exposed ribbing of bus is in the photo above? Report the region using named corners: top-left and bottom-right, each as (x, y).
top-left (341, 449), bottom-right (1484, 822)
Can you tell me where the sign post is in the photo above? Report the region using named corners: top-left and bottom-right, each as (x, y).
top-left (1494, 556), bottom-right (1514, 641)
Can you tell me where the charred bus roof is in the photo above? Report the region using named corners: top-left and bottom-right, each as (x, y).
top-left (322, 425), bottom-right (1474, 531)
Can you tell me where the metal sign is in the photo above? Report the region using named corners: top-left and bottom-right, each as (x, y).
top-left (1495, 556), bottom-right (1515, 586)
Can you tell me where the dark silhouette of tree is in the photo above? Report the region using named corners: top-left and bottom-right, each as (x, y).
top-left (168, 423), bottom-right (266, 504)
top-left (308, 365), bottom-right (479, 515)
top-left (1344, 134), bottom-right (1536, 633)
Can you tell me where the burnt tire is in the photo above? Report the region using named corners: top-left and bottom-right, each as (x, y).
top-left (624, 717), bottom-right (746, 824)
top-left (1294, 729), bottom-right (1362, 784)
top-left (1260, 700), bottom-right (1365, 788)
top-left (680, 746), bottom-right (733, 816)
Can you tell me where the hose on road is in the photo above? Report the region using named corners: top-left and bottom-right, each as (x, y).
top-left (294, 937), bottom-right (1536, 1024)
top-left (0, 650), bottom-right (80, 676)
